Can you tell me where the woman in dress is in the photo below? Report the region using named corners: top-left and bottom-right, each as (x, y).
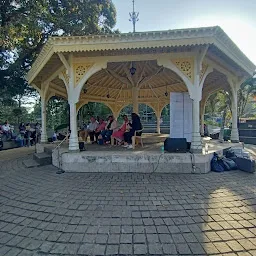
top-left (111, 115), bottom-right (129, 145)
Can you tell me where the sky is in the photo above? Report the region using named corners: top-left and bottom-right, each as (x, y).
top-left (112, 0), bottom-right (256, 65)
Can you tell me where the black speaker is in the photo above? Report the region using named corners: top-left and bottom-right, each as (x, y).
top-left (164, 138), bottom-right (187, 153)
top-left (79, 142), bottom-right (85, 151)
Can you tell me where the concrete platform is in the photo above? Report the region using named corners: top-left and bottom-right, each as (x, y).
top-left (36, 134), bottom-right (243, 174)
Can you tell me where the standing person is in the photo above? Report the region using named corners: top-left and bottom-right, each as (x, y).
top-left (123, 113), bottom-right (142, 149)
top-left (111, 115), bottom-right (130, 145)
top-left (101, 115), bottom-right (117, 143)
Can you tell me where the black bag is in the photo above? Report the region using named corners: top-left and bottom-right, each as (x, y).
top-left (211, 153), bottom-right (225, 172)
top-left (221, 157), bottom-right (237, 171)
top-left (225, 148), bottom-right (235, 158)
top-left (230, 157), bottom-right (255, 173)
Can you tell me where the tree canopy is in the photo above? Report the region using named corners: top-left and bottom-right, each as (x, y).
top-left (0, 0), bottom-right (117, 100)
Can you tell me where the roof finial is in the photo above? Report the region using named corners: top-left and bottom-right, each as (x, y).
top-left (129, 0), bottom-right (139, 33)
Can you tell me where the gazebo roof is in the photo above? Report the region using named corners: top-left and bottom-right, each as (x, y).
top-left (27, 26), bottom-right (256, 114)
top-left (27, 26), bottom-right (255, 84)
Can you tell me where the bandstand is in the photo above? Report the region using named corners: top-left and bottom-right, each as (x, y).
top-left (27, 26), bottom-right (255, 172)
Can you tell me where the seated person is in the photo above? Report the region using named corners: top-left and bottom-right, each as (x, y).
top-left (35, 122), bottom-right (41, 143)
top-left (52, 131), bottom-right (57, 142)
top-left (95, 118), bottom-right (106, 142)
top-left (123, 113), bottom-right (142, 149)
top-left (19, 122), bottom-right (26, 135)
top-left (2, 121), bottom-right (11, 139)
top-left (79, 117), bottom-right (99, 143)
top-left (24, 123), bottom-right (32, 146)
top-left (101, 115), bottom-right (117, 143)
top-left (15, 133), bottom-right (25, 147)
top-left (111, 115), bottom-right (129, 145)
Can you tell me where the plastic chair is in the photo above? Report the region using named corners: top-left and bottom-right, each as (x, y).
top-left (132, 129), bottom-right (143, 149)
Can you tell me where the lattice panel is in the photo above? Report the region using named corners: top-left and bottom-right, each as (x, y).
top-left (200, 63), bottom-right (208, 84)
top-left (61, 70), bottom-right (69, 86)
top-left (74, 64), bottom-right (94, 85)
top-left (172, 58), bottom-right (194, 83)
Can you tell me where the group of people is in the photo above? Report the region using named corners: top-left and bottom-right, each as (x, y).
top-left (79, 113), bottom-right (142, 149)
top-left (0, 120), bottom-right (41, 147)
top-left (17, 122), bottom-right (41, 146)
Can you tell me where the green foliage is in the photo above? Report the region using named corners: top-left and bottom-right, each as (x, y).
top-left (0, 104), bottom-right (30, 125)
top-left (238, 77), bottom-right (256, 117)
top-left (205, 76), bottom-right (256, 123)
top-left (0, 0), bottom-right (117, 105)
top-left (204, 119), bottom-right (221, 127)
top-left (78, 103), bottom-right (112, 123)
top-left (46, 97), bottom-right (69, 129)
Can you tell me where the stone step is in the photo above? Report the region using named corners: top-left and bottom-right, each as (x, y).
top-left (33, 152), bottom-right (52, 166)
top-left (23, 159), bottom-right (40, 168)
top-left (44, 146), bottom-right (53, 155)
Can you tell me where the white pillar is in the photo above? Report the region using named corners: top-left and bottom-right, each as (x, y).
top-left (156, 115), bottom-right (161, 134)
top-left (40, 97), bottom-right (47, 143)
top-left (69, 102), bottom-right (79, 151)
top-left (231, 90), bottom-right (239, 142)
top-left (191, 99), bottom-right (202, 152)
top-left (132, 87), bottom-right (139, 114)
top-left (200, 102), bottom-right (206, 136)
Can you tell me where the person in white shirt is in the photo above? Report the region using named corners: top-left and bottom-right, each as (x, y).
top-left (79, 117), bottom-right (99, 143)
top-left (2, 121), bottom-right (11, 139)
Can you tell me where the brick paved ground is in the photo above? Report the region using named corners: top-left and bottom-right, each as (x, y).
top-left (0, 153), bottom-right (255, 255)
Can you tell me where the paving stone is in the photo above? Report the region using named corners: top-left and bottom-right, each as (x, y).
top-left (119, 243), bottom-right (133, 255)
top-left (213, 242), bottom-right (233, 253)
top-left (107, 234), bottom-right (120, 244)
top-left (134, 233), bottom-right (146, 244)
top-left (188, 242), bottom-right (205, 254)
top-left (146, 234), bottom-right (160, 243)
top-left (148, 243), bottom-right (163, 255)
top-left (95, 234), bottom-right (108, 244)
top-left (176, 243), bottom-right (192, 254)
top-left (106, 244), bottom-right (119, 255)
top-left (120, 234), bottom-right (132, 244)
top-left (238, 239), bottom-right (256, 250)
top-left (163, 243), bottom-right (177, 254)
top-left (134, 244), bottom-right (147, 255)
top-left (203, 242), bottom-right (220, 254)
top-left (77, 244), bottom-right (94, 255)
top-left (0, 246), bottom-right (11, 255)
top-left (92, 244), bottom-right (106, 255)
top-left (159, 234), bottom-right (173, 243)
top-left (227, 240), bottom-right (245, 251)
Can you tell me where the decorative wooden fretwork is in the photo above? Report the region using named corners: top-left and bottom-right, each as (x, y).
top-left (200, 63), bottom-right (208, 84)
top-left (172, 58), bottom-right (194, 83)
top-left (74, 64), bottom-right (94, 85)
top-left (61, 70), bottom-right (69, 86)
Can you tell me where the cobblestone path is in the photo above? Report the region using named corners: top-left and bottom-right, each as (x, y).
top-left (0, 154), bottom-right (255, 255)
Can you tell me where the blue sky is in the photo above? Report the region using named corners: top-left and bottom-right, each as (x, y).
top-left (112, 0), bottom-right (256, 65)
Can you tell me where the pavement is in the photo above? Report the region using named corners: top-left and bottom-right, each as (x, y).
top-left (0, 148), bottom-right (256, 255)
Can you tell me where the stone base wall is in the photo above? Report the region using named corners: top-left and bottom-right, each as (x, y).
top-left (54, 151), bottom-right (217, 174)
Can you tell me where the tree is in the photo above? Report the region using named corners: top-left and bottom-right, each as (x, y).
top-left (205, 76), bottom-right (256, 125)
top-left (238, 77), bottom-right (256, 118)
top-left (0, 0), bottom-right (117, 102)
